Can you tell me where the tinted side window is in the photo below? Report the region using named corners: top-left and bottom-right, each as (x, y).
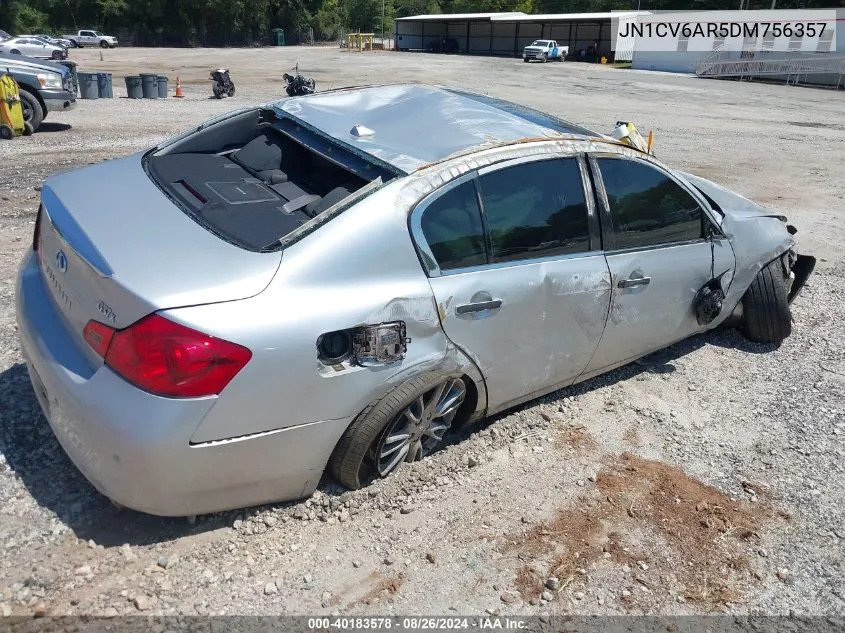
top-left (420, 181), bottom-right (486, 271)
top-left (597, 158), bottom-right (703, 249)
top-left (478, 158), bottom-right (590, 263)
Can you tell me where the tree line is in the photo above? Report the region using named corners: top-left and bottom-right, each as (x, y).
top-left (1, 0), bottom-right (841, 47)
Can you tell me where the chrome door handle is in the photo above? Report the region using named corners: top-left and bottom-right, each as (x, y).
top-left (456, 299), bottom-right (503, 315)
top-left (618, 276), bottom-right (651, 289)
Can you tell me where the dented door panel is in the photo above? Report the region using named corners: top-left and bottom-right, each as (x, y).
top-left (584, 238), bottom-right (735, 374)
top-left (429, 253), bottom-right (611, 413)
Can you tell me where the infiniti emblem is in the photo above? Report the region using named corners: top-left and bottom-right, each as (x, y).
top-left (55, 250), bottom-right (68, 274)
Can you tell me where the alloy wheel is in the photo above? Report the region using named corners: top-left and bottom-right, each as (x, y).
top-left (372, 377), bottom-right (467, 477)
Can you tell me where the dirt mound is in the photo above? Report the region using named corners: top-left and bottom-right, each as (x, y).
top-left (505, 453), bottom-right (782, 611)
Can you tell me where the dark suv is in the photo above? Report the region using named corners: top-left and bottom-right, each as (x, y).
top-left (0, 52), bottom-right (76, 131)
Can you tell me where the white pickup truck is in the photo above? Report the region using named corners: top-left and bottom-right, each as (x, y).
top-left (62, 30), bottom-right (118, 49)
top-left (522, 40), bottom-right (568, 63)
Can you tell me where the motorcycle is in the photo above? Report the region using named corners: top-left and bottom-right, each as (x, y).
top-left (283, 72), bottom-right (315, 97)
top-left (209, 68), bottom-right (235, 99)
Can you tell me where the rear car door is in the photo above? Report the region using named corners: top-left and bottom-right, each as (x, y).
top-left (410, 156), bottom-right (611, 412)
top-left (583, 154), bottom-right (735, 375)
top-left (17, 39), bottom-right (36, 56)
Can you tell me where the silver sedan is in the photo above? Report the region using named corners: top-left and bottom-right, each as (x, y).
top-left (15, 84), bottom-right (814, 516)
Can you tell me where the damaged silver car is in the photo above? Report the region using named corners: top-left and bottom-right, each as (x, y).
top-left (16, 84), bottom-right (815, 516)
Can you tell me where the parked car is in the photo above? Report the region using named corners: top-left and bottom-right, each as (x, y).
top-left (523, 39), bottom-right (567, 62)
top-left (33, 34), bottom-right (73, 48)
top-left (16, 84), bottom-right (814, 517)
top-left (0, 52), bottom-right (76, 131)
top-left (0, 37), bottom-right (67, 60)
top-left (61, 29), bottom-right (117, 48)
top-left (425, 37), bottom-right (459, 53)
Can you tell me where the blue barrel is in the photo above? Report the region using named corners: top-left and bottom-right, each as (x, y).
top-left (78, 72), bottom-right (99, 99)
top-left (125, 75), bottom-right (142, 99)
top-left (97, 72), bottom-right (113, 98)
top-left (156, 76), bottom-right (168, 98)
top-left (140, 73), bottom-right (158, 99)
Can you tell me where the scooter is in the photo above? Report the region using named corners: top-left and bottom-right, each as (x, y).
top-left (210, 68), bottom-right (235, 99)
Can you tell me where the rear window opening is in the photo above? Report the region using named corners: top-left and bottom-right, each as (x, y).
top-left (144, 107), bottom-right (399, 252)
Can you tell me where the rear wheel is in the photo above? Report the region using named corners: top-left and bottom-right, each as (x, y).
top-left (0, 125), bottom-right (13, 140)
top-left (23, 122), bottom-right (34, 136)
top-left (19, 90), bottom-right (44, 132)
top-left (51, 50), bottom-right (62, 59)
top-left (329, 373), bottom-right (468, 489)
top-left (227, 83), bottom-right (236, 97)
top-left (70, 40), bottom-right (80, 48)
top-left (10, 49), bottom-right (20, 55)
top-left (212, 84), bottom-right (225, 99)
top-left (742, 259), bottom-right (792, 343)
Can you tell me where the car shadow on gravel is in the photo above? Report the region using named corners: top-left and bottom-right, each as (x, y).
top-left (0, 363), bottom-right (226, 547)
top-left (35, 122), bottom-right (72, 133)
top-left (448, 326), bottom-right (778, 442)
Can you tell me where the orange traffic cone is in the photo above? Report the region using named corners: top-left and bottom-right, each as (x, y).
top-left (174, 76), bottom-right (184, 98)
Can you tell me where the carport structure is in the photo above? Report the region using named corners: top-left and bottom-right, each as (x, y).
top-left (394, 11), bottom-right (648, 61)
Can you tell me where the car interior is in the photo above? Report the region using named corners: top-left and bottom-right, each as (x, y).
top-left (145, 107), bottom-right (395, 251)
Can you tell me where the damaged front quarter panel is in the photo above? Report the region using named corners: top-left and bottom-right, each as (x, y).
top-left (679, 171), bottom-right (813, 318)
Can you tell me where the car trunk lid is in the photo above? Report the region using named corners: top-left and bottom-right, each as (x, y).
top-left (36, 154), bottom-right (281, 365)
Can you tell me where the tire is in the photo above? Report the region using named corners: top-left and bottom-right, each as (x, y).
top-left (0, 125), bottom-right (13, 140)
top-left (227, 83), bottom-right (235, 97)
top-left (51, 50), bottom-right (62, 60)
top-left (70, 40), bottom-right (79, 48)
top-left (19, 90), bottom-right (44, 132)
top-left (99, 40), bottom-right (108, 48)
top-left (10, 49), bottom-right (20, 55)
top-left (212, 85), bottom-right (225, 99)
top-left (523, 58), bottom-right (529, 63)
top-left (329, 372), bottom-right (469, 490)
top-left (23, 122), bottom-right (34, 136)
top-left (742, 259), bottom-right (792, 343)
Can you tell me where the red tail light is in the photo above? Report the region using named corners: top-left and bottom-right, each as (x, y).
top-left (83, 314), bottom-right (251, 398)
top-left (33, 205), bottom-right (43, 252)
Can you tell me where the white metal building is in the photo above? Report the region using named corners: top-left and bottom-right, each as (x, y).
top-left (630, 9), bottom-right (845, 73)
top-left (394, 11), bottom-right (649, 62)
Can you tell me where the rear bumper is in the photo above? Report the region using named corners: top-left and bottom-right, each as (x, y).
top-left (15, 250), bottom-right (350, 516)
top-left (41, 89), bottom-right (76, 113)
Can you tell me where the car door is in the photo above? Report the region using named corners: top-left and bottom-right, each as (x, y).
top-left (13, 39), bottom-right (31, 55)
top-left (33, 39), bottom-right (49, 57)
top-left (81, 31), bottom-right (94, 44)
top-left (410, 156), bottom-right (611, 413)
top-left (582, 154), bottom-right (736, 376)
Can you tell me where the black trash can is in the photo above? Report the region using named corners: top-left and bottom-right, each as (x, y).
top-left (78, 72), bottom-right (99, 99)
top-left (140, 73), bottom-right (158, 99)
top-left (156, 76), bottom-right (168, 98)
top-left (97, 72), bottom-right (113, 98)
top-left (125, 75), bottom-right (143, 99)
top-left (57, 60), bottom-right (78, 96)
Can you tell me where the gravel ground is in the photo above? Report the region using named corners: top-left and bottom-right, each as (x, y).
top-left (0, 47), bottom-right (843, 619)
